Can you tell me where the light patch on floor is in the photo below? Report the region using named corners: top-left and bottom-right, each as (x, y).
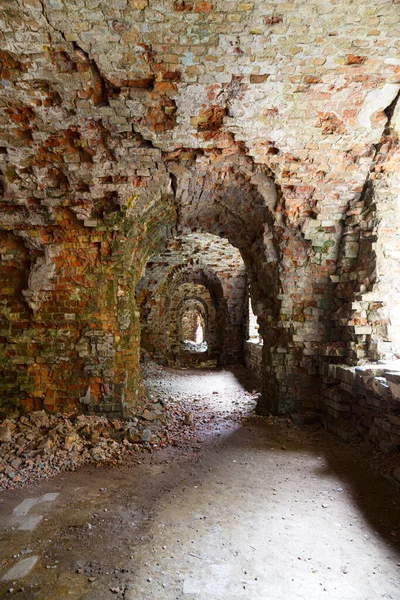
top-left (183, 563), bottom-right (232, 596)
top-left (0, 368), bottom-right (399, 600)
top-left (12, 498), bottom-right (41, 517)
top-left (8, 492), bottom-right (60, 532)
top-left (2, 556), bottom-right (38, 581)
top-left (17, 515), bottom-right (43, 532)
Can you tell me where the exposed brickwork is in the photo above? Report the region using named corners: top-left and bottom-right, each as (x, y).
top-left (244, 341), bottom-right (262, 382)
top-left (0, 127), bottom-right (175, 415)
top-left (0, 0), bottom-right (399, 453)
top-left (137, 233), bottom-right (246, 367)
top-left (320, 362), bottom-right (400, 455)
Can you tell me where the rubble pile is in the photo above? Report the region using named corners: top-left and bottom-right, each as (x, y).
top-left (0, 384), bottom-right (210, 490)
top-left (0, 410), bottom-right (169, 491)
top-left (0, 362), bottom-right (261, 491)
top-left (181, 340), bottom-right (208, 354)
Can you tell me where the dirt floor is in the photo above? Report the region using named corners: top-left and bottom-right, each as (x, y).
top-left (0, 366), bottom-right (399, 599)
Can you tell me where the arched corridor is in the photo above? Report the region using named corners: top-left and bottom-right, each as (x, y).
top-left (1, 0), bottom-right (400, 596)
top-left (136, 232), bottom-right (248, 370)
top-left (1, 365), bottom-right (400, 599)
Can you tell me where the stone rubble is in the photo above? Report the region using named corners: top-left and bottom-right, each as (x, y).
top-left (0, 360), bottom-right (262, 491)
top-left (181, 340), bottom-right (208, 353)
top-left (0, 410), bottom-right (159, 491)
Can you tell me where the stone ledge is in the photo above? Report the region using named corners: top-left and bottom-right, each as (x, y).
top-left (324, 360), bottom-right (400, 402)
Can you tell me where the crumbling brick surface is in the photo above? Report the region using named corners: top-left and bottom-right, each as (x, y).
top-left (0, 0), bottom-right (399, 443)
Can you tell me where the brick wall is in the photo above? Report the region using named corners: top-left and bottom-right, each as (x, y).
top-left (244, 341), bottom-right (262, 381)
top-left (1, 0), bottom-right (400, 423)
top-left (320, 362), bottom-right (400, 455)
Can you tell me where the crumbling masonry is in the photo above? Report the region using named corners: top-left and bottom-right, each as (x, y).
top-left (1, 0), bottom-right (400, 454)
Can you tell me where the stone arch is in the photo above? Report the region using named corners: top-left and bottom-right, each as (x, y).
top-left (179, 297), bottom-right (207, 345)
top-left (136, 232), bottom-right (247, 366)
top-left (167, 290), bottom-right (215, 367)
top-left (148, 262), bottom-right (228, 367)
top-left (166, 153), bottom-right (287, 412)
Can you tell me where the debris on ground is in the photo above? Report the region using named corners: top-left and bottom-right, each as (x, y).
top-left (1, 360), bottom-right (398, 491)
top-left (0, 411), bottom-right (162, 491)
top-left (181, 340), bottom-right (208, 353)
top-left (0, 362), bottom-right (260, 491)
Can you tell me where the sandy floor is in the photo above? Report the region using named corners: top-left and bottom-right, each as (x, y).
top-left (0, 366), bottom-right (399, 599)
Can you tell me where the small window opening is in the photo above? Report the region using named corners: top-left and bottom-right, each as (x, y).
top-left (181, 307), bottom-right (207, 353)
top-left (248, 296), bottom-right (262, 344)
top-left (195, 319), bottom-right (204, 344)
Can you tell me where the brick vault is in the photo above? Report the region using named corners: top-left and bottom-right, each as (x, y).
top-left (1, 0), bottom-right (400, 453)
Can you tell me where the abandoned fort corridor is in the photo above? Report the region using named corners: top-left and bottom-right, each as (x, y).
top-left (1, 367), bottom-right (400, 599)
top-left (1, 0), bottom-right (400, 597)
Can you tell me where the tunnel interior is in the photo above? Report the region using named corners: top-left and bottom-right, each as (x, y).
top-left (0, 0), bottom-right (399, 487)
top-left (136, 232), bottom-right (248, 370)
top-left (1, 1), bottom-right (400, 597)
